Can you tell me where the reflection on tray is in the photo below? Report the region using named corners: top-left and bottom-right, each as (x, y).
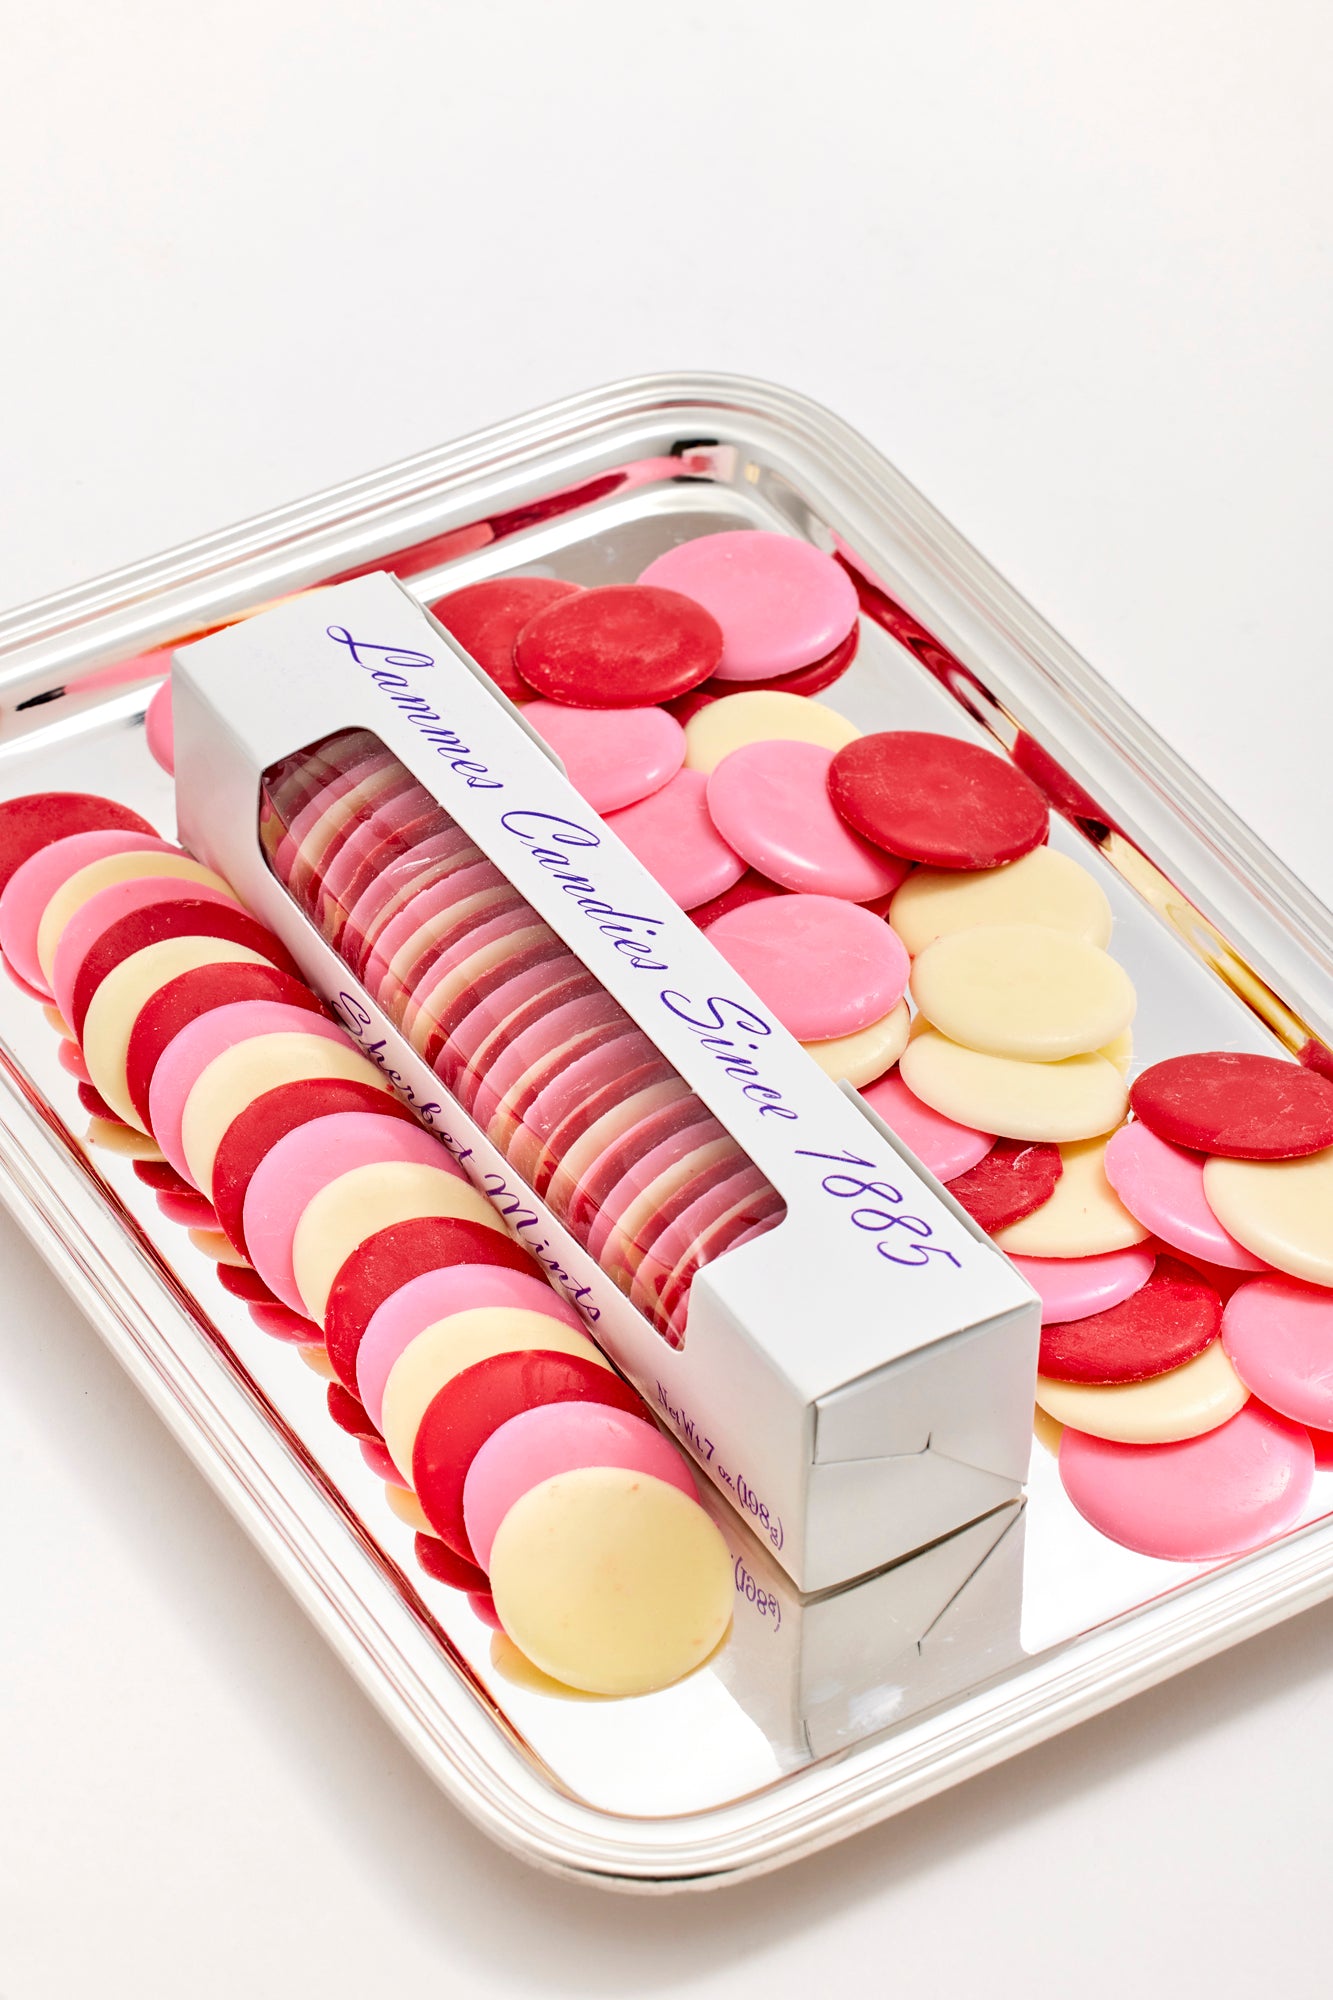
top-left (707, 1494), bottom-right (1026, 1766)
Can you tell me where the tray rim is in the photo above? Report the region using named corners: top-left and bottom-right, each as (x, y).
top-left (3, 370), bottom-right (1333, 1892)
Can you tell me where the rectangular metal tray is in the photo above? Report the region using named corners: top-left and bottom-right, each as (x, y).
top-left (2, 373), bottom-right (1332, 1891)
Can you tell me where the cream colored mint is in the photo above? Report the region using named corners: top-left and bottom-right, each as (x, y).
top-left (901, 1028), bottom-right (1128, 1143)
top-left (82, 936), bottom-right (270, 1129)
top-left (992, 1135), bottom-right (1151, 1258)
top-left (910, 922), bottom-right (1137, 1061)
top-left (889, 846), bottom-right (1113, 956)
top-left (292, 1159), bottom-right (505, 1320)
top-left (800, 999), bottom-right (910, 1087)
top-left (380, 1305), bottom-right (608, 1481)
top-left (1036, 1339), bottom-right (1248, 1444)
top-left (1203, 1148), bottom-right (1333, 1287)
top-left (683, 687), bottom-right (860, 774)
top-left (180, 1033), bottom-right (388, 1192)
top-left (37, 849), bottom-right (237, 985)
top-left (488, 1467), bottom-right (735, 1697)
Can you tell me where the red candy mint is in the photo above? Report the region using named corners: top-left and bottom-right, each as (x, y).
top-left (124, 961), bottom-right (324, 1130)
top-left (946, 1138), bottom-right (1063, 1231)
top-left (431, 577), bottom-right (582, 703)
top-left (248, 1301), bottom-right (317, 1342)
top-left (77, 1081), bottom-right (118, 1120)
top-left (1129, 1051), bottom-right (1333, 1161)
top-left (157, 1188), bottom-right (218, 1229)
top-left (1039, 1255), bottom-right (1223, 1384)
top-left (414, 1531), bottom-right (490, 1595)
top-left (71, 899), bottom-right (299, 1041)
top-left (664, 688), bottom-right (718, 724)
top-left (513, 585), bottom-right (723, 708)
top-left (412, 1349), bottom-right (645, 1560)
top-left (322, 1214), bottom-right (536, 1392)
top-left (133, 1158), bottom-right (194, 1195)
top-left (327, 1381), bottom-right (380, 1441)
top-left (828, 731), bottom-right (1049, 869)
top-left (214, 1261), bottom-right (281, 1305)
top-left (210, 1076), bottom-right (418, 1256)
top-left (0, 793), bottom-right (157, 893)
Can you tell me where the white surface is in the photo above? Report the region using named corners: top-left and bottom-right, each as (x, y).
top-left (2, 3), bottom-right (1332, 1994)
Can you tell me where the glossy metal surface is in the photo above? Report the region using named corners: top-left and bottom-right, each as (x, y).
top-left (0, 374), bottom-right (1331, 1889)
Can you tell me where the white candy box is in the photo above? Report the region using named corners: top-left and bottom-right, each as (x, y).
top-left (173, 570), bottom-right (1040, 1593)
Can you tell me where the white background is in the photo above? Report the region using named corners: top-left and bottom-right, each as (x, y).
top-left (3, 3), bottom-right (1332, 1994)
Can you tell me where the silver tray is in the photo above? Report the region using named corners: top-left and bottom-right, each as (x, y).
top-left (2, 373), bottom-right (1332, 1892)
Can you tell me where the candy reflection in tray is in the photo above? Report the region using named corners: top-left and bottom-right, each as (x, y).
top-left (259, 727), bottom-right (785, 1344)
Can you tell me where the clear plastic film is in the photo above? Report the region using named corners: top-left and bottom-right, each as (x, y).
top-left (260, 728), bottom-right (785, 1342)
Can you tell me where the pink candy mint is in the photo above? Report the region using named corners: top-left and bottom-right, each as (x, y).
top-left (638, 530), bottom-right (858, 682)
top-left (605, 767), bottom-right (744, 911)
top-left (0, 829), bottom-right (180, 996)
top-left (241, 1111), bottom-right (464, 1314)
top-left (355, 1264), bottom-right (582, 1431)
top-left (707, 739), bottom-right (908, 903)
top-left (1103, 1122), bottom-right (1269, 1272)
top-left (1221, 1275), bottom-right (1333, 1430)
top-left (1059, 1403), bottom-right (1313, 1562)
top-left (859, 1069), bottom-right (995, 1183)
top-left (704, 893), bottom-right (909, 1042)
top-left (1008, 1243), bottom-right (1157, 1326)
top-left (463, 1401), bottom-right (698, 1573)
top-left (145, 681), bottom-right (174, 775)
top-left (522, 701), bottom-right (686, 814)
